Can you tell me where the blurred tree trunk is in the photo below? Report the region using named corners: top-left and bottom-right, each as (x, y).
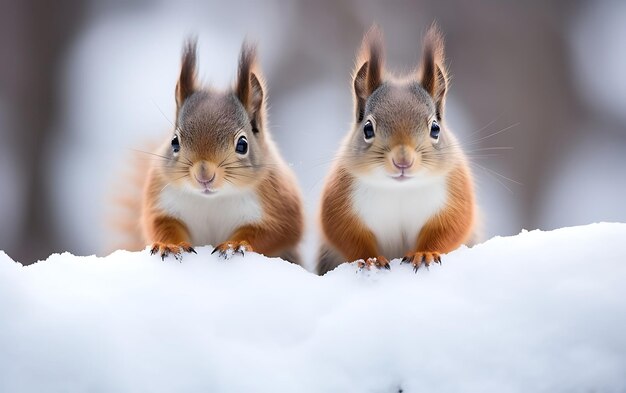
top-left (0, 0), bottom-right (84, 264)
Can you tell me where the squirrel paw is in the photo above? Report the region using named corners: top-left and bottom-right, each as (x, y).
top-left (150, 242), bottom-right (196, 262)
top-left (211, 240), bottom-right (253, 259)
top-left (356, 256), bottom-right (391, 271)
top-left (402, 252), bottom-right (441, 273)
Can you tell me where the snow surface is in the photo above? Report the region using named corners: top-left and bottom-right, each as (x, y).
top-left (1, 223), bottom-right (626, 392)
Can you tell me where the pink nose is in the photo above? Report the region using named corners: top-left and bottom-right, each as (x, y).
top-left (195, 172), bottom-right (215, 186)
top-left (392, 158), bottom-right (414, 170)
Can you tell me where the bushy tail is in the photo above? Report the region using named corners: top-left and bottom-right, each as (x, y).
top-left (106, 147), bottom-right (154, 253)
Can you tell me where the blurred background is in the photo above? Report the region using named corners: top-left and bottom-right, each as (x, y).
top-left (1, 0), bottom-right (625, 268)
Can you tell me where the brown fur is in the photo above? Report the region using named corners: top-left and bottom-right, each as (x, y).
top-left (213, 168), bottom-right (304, 259)
top-left (317, 24), bottom-right (477, 275)
top-left (115, 38), bottom-right (304, 263)
top-left (141, 165), bottom-right (190, 245)
top-left (353, 25), bottom-right (384, 122)
top-left (235, 42), bottom-right (265, 129)
top-left (404, 162), bottom-right (476, 271)
top-left (320, 166), bottom-right (379, 261)
top-left (175, 38), bottom-right (198, 111)
top-left (150, 241), bottom-right (195, 260)
top-left (419, 23), bottom-right (448, 119)
top-left (108, 146), bottom-right (155, 252)
top-left (414, 163), bottom-right (475, 252)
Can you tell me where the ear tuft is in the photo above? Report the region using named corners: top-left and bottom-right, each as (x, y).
top-left (353, 25), bottom-right (384, 122)
top-left (419, 23), bottom-right (449, 119)
top-left (175, 37), bottom-right (198, 109)
top-left (235, 41), bottom-right (265, 132)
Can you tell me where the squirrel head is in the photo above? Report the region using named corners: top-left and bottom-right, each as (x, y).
top-left (161, 38), bottom-right (270, 196)
top-left (343, 24), bottom-right (460, 185)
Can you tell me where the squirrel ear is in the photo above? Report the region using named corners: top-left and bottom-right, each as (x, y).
top-left (419, 24), bottom-right (449, 120)
top-left (175, 38), bottom-right (198, 109)
top-left (353, 25), bottom-right (384, 123)
top-left (235, 42), bottom-right (265, 133)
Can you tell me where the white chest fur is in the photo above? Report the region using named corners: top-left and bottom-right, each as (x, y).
top-left (157, 187), bottom-right (263, 247)
top-left (351, 175), bottom-right (449, 259)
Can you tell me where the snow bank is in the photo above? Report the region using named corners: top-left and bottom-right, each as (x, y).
top-left (1, 223), bottom-right (626, 392)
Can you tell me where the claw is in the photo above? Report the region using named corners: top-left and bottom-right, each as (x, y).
top-left (212, 241), bottom-right (253, 260)
top-left (403, 251), bottom-right (442, 273)
top-left (355, 256), bottom-right (390, 271)
top-left (189, 247), bottom-right (197, 254)
top-left (150, 242), bottom-right (195, 262)
top-left (236, 246), bottom-right (246, 256)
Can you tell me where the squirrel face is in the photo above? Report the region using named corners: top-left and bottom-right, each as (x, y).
top-left (343, 26), bottom-right (459, 185)
top-left (345, 82), bottom-right (458, 184)
top-left (160, 40), bottom-right (269, 196)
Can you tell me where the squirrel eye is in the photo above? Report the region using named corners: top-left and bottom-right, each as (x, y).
top-left (363, 120), bottom-right (375, 141)
top-left (430, 120), bottom-right (441, 140)
top-left (171, 135), bottom-right (180, 153)
top-left (235, 136), bottom-right (248, 155)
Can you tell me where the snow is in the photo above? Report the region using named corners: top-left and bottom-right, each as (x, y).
top-left (1, 223), bottom-right (626, 392)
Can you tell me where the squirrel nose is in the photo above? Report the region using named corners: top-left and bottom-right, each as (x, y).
top-left (392, 158), bottom-right (414, 170)
top-left (195, 172), bottom-right (215, 186)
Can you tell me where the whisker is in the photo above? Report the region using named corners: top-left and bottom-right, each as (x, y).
top-left (474, 165), bottom-right (513, 194)
top-left (462, 114), bottom-right (504, 139)
top-left (151, 99), bottom-right (175, 128)
top-left (218, 151), bottom-right (236, 168)
top-left (466, 147), bottom-right (513, 152)
top-left (475, 164), bottom-right (523, 185)
top-left (131, 149), bottom-right (192, 168)
top-left (159, 174), bottom-right (189, 193)
top-left (459, 122), bottom-right (520, 147)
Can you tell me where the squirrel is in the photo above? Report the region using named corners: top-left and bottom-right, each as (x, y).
top-left (128, 38), bottom-right (304, 263)
top-left (316, 25), bottom-right (477, 275)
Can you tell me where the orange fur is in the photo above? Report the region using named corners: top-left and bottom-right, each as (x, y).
top-left (150, 241), bottom-right (195, 260)
top-left (403, 162), bottom-right (476, 271)
top-left (107, 146), bottom-right (156, 252)
top-left (113, 38), bottom-right (305, 264)
top-left (320, 167), bottom-right (381, 261)
top-left (414, 163), bottom-right (475, 253)
top-left (218, 169), bottom-right (304, 257)
top-left (139, 159), bottom-right (304, 262)
top-left (141, 170), bottom-right (195, 258)
top-left (317, 24), bottom-right (477, 274)
top-left (320, 161), bottom-right (476, 269)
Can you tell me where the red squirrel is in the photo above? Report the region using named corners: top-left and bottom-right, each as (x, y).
top-left (123, 39), bottom-right (305, 263)
top-left (317, 25), bottom-right (477, 275)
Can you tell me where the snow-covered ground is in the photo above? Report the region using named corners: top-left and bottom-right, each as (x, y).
top-left (1, 223), bottom-right (625, 392)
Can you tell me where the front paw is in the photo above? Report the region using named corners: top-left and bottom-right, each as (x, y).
top-left (211, 240), bottom-right (253, 259)
top-left (356, 256), bottom-right (391, 271)
top-left (402, 251), bottom-right (441, 273)
top-left (150, 241), bottom-right (196, 262)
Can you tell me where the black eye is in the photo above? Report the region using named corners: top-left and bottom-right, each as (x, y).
top-left (171, 135), bottom-right (180, 153)
top-left (363, 120), bottom-right (375, 141)
top-left (430, 120), bottom-right (441, 140)
top-left (235, 136), bottom-right (248, 155)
